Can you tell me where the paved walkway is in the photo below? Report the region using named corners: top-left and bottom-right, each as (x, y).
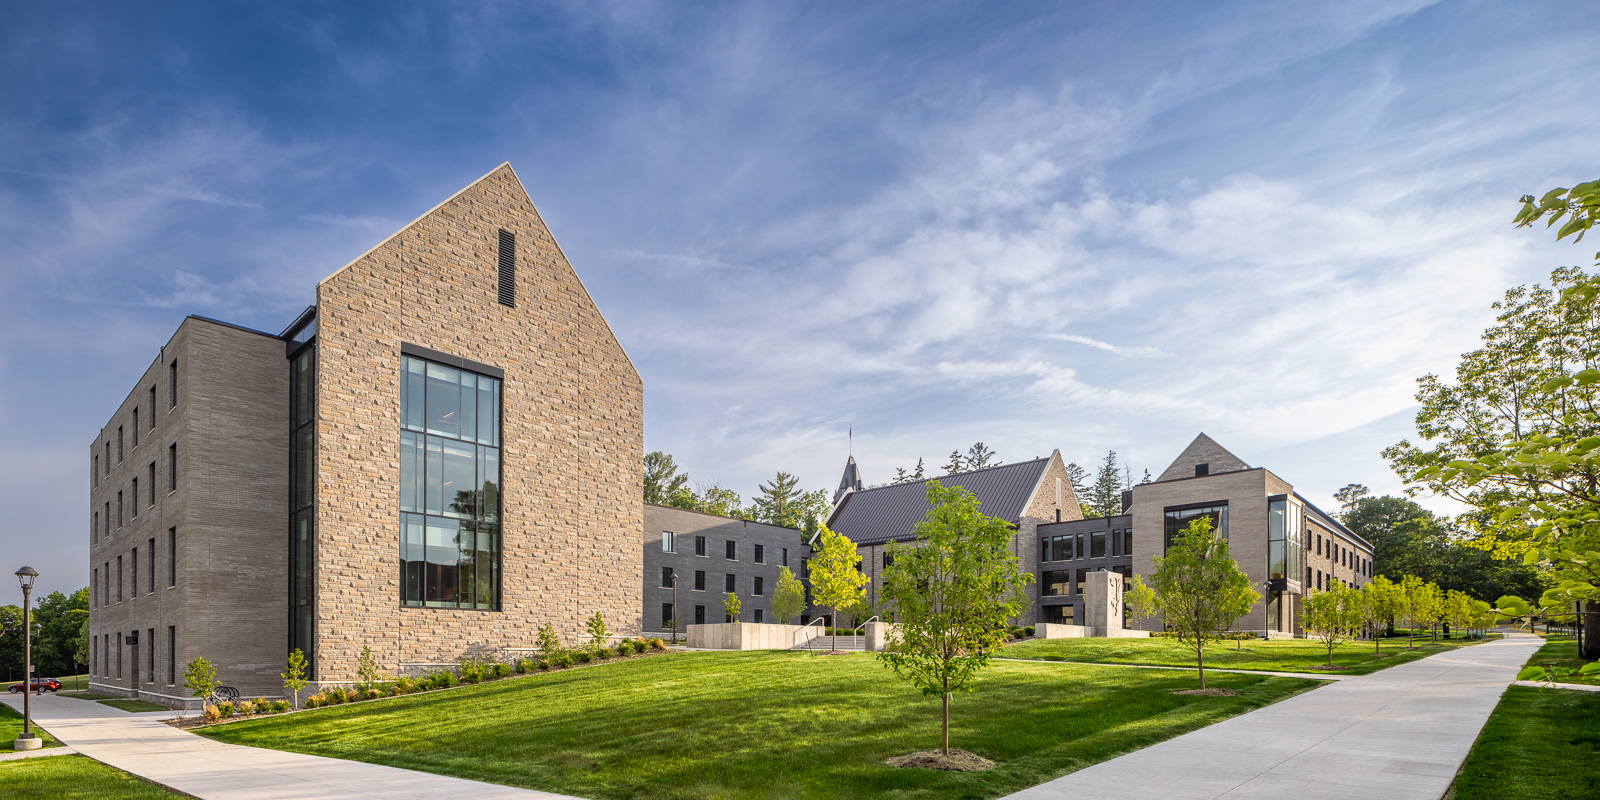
top-left (0, 693), bottom-right (576, 799)
top-left (1002, 633), bottom-right (1545, 800)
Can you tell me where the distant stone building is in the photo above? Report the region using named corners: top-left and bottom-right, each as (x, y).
top-left (88, 163), bottom-right (643, 703)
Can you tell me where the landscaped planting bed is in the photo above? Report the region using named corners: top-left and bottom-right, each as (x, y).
top-left (202, 649), bottom-right (1320, 800)
top-left (1003, 632), bottom-right (1495, 675)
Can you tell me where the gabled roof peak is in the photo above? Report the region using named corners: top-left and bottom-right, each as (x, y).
top-left (1154, 432), bottom-right (1251, 482)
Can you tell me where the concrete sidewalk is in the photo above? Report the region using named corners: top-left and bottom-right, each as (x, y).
top-left (1002, 633), bottom-right (1544, 800)
top-left (0, 693), bottom-right (576, 799)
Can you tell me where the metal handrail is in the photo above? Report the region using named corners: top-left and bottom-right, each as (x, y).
top-left (795, 617), bottom-right (826, 652)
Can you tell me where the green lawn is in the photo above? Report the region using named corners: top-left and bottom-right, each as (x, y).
top-left (0, 703), bottom-right (61, 749)
top-left (0, 755), bottom-right (182, 799)
top-left (1449, 686), bottom-right (1600, 800)
top-left (1522, 636), bottom-right (1600, 686)
top-left (1003, 634), bottom-right (1493, 676)
top-left (97, 699), bottom-right (169, 713)
top-left (203, 650), bottom-right (1319, 800)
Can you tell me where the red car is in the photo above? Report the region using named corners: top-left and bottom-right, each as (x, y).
top-left (7, 678), bottom-right (61, 693)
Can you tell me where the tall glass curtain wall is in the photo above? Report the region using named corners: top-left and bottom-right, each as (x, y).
top-left (399, 356), bottom-right (502, 609)
top-left (1266, 497), bottom-right (1304, 582)
top-left (288, 347), bottom-right (316, 674)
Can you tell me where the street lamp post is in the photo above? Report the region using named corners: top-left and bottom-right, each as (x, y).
top-left (14, 566), bottom-right (40, 751)
top-left (671, 571), bottom-right (679, 645)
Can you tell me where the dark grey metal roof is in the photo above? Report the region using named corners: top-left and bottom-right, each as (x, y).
top-left (826, 458), bottom-right (1050, 546)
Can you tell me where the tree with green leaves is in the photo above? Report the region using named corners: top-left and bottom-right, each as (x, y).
top-left (1333, 484), bottom-right (1369, 520)
top-left (586, 612), bottom-right (610, 650)
top-left (942, 450), bottom-right (965, 475)
top-left (1087, 450), bottom-right (1123, 518)
top-left (356, 644), bottom-right (380, 692)
top-left (1303, 581), bottom-right (1364, 666)
top-left (184, 657), bottom-right (218, 704)
top-left (809, 523), bottom-right (868, 652)
top-left (73, 617), bottom-right (89, 671)
top-left (696, 484), bottom-right (744, 518)
top-left (1065, 462), bottom-right (1087, 491)
top-left (754, 471), bottom-right (801, 527)
top-left (772, 566), bottom-right (807, 624)
top-left (790, 488), bottom-right (831, 538)
top-left (1360, 575), bottom-right (1403, 652)
top-left (537, 623), bottom-right (564, 658)
top-left (723, 592), bottom-right (741, 623)
top-left (282, 649), bottom-right (309, 708)
top-left (32, 588), bottom-right (89, 676)
top-left (965, 442), bottom-right (1000, 470)
top-left (1397, 575), bottom-right (1434, 648)
top-left (1515, 180), bottom-right (1600, 265)
top-left (1125, 575), bottom-right (1158, 631)
top-left (643, 451), bottom-right (690, 506)
top-left (878, 480), bottom-right (1032, 757)
top-left (1149, 517), bottom-right (1261, 689)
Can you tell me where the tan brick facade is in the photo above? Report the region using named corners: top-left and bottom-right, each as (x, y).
top-left (311, 163), bottom-right (642, 683)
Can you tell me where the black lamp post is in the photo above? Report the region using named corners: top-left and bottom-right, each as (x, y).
top-left (14, 566), bottom-right (40, 751)
top-left (670, 571), bottom-right (679, 644)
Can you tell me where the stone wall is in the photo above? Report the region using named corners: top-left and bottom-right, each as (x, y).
top-left (687, 622), bottom-right (822, 650)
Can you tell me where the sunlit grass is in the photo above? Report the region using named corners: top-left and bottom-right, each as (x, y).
top-left (0, 755), bottom-right (181, 799)
top-left (1450, 686), bottom-right (1600, 800)
top-left (1003, 633), bottom-right (1494, 675)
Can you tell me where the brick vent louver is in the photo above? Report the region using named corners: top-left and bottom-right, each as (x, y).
top-left (497, 228), bottom-right (516, 307)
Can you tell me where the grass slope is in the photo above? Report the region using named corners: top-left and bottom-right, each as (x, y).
top-left (1004, 634), bottom-right (1491, 675)
top-left (1522, 636), bottom-right (1600, 686)
top-left (204, 650), bottom-right (1318, 800)
top-left (0, 755), bottom-right (182, 799)
top-left (1449, 686), bottom-right (1600, 800)
top-left (0, 703), bottom-right (61, 748)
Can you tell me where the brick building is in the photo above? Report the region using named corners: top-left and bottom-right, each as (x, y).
top-left (88, 163), bottom-right (643, 702)
top-left (641, 504), bottom-right (814, 635)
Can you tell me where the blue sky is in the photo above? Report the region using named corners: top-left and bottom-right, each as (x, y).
top-left (3, 1), bottom-right (1598, 597)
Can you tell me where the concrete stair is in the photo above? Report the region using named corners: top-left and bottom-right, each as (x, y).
top-left (793, 635), bottom-right (866, 651)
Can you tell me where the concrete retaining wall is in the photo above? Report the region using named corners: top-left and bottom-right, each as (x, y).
top-left (1037, 623), bottom-right (1090, 639)
top-left (687, 622), bottom-right (823, 650)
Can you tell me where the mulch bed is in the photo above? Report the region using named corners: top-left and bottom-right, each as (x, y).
top-left (885, 749), bottom-right (997, 771)
top-left (1172, 688), bottom-right (1238, 696)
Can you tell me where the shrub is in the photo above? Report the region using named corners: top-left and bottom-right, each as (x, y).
top-left (596, 647), bottom-right (613, 659)
top-left (217, 701), bottom-right (235, 718)
top-left (439, 670), bottom-right (459, 688)
top-left (574, 650), bottom-right (593, 664)
top-left (538, 658), bottom-right (552, 670)
top-left (516, 658), bottom-right (532, 674)
top-left (272, 699), bottom-right (291, 713)
top-left (303, 693), bottom-right (323, 709)
top-left (1025, 626), bottom-right (1035, 637)
top-left (552, 651), bottom-right (574, 668)
top-left (649, 637), bottom-right (667, 651)
top-left (325, 689), bottom-right (345, 705)
top-left (365, 688), bottom-right (383, 701)
top-left (394, 676), bottom-right (417, 694)
top-left (202, 704), bottom-right (221, 723)
top-left (237, 700), bottom-right (255, 716)
top-left (494, 661), bottom-right (512, 678)
top-left (459, 658), bottom-right (485, 684)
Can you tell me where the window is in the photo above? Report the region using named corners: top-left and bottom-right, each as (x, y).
top-left (117, 555), bottom-right (123, 601)
top-left (92, 512), bottom-right (98, 545)
top-left (168, 444), bottom-right (177, 492)
top-left (660, 567), bottom-right (675, 588)
top-left (148, 463), bottom-right (156, 506)
top-left (168, 527), bottom-right (176, 587)
top-left (1111, 529), bottom-right (1121, 557)
top-left (726, 540), bottom-right (737, 560)
top-left (753, 576), bottom-right (764, 596)
top-left (781, 547), bottom-right (789, 566)
top-left (102, 562), bottom-right (109, 606)
top-left (167, 627), bottom-right (175, 685)
top-left (662, 531), bottom-right (675, 552)
top-left (147, 627), bottom-right (155, 683)
top-left (92, 568), bottom-right (98, 609)
top-left (1044, 605), bottom-right (1075, 624)
top-left (1090, 531), bottom-right (1106, 558)
top-left (117, 633), bottom-right (122, 678)
top-left (693, 570), bottom-right (706, 591)
top-left (104, 441), bottom-right (110, 474)
top-left (169, 360), bottom-right (178, 407)
top-left (117, 491), bottom-right (123, 528)
top-left (1317, 570), bottom-right (1323, 591)
top-left (1316, 534), bottom-right (1322, 555)
top-left (104, 501), bottom-right (110, 538)
top-left (1195, 463), bottom-right (1209, 476)
top-left (695, 536), bottom-right (707, 557)
top-left (132, 409), bottom-right (139, 446)
top-left (150, 387), bottom-right (157, 426)
top-left (93, 455), bottom-right (98, 486)
top-left (1075, 568), bottom-right (1088, 596)
top-left (662, 603), bottom-right (674, 628)
top-left (883, 552), bottom-right (894, 568)
top-left (118, 426), bottom-right (124, 462)
top-left (92, 635), bottom-right (98, 676)
top-left (1041, 570), bottom-right (1070, 596)
top-left (754, 544), bottom-right (765, 564)
top-left (290, 346), bottom-right (316, 669)
top-left (497, 228), bottom-right (516, 307)
top-left (1267, 497), bottom-right (1302, 582)
top-left (754, 609), bottom-right (764, 623)
top-left (131, 548), bottom-right (138, 597)
top-left (694, 605), bottom-right (706, 625)
top-left (1163, 503), bottom-right (1227, 550)
top-left (724, 574), bottom-right (736, 593)
top-left (1306, 565), bottom-right (1312, 586)
top-left (148, 537), bottom-right (155, 592)
top-left (131, 479), bottom-right (138, 518)
top-left (399, 354), bottom-right (503, 610)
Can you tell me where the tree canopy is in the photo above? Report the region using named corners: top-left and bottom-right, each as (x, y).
top-left (1149, 517), bottom-right (1260, 688)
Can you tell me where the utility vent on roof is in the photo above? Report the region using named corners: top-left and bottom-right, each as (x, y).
top-left (497, 229), bottom-right (516, 307)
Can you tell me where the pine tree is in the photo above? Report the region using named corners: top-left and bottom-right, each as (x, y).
top-left (1089, 450), bottom-right (1122, 518)
top-left (912, 458), bottom-right (925, 481)
top-left (966, 442), bottom-right (1000, 469)
top-left (894, 466), bottom-right (910, 483)
top-left (943, 450), bottom-right (965, 475)
top-left (1065, 462), bottom-right (1087, 490)
top-left (643, 451), bottom-right (689, 505)
top-left (754, 471), bottom-right (801, 527)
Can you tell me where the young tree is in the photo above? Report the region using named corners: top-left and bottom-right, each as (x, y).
top-left (912, 458), bottom-right (926, 481)
top-left (282, 649), bottom-right (309, 708)
top-left (878, 480), bottom-right (1032, 757)
top-left (356, 644), bottom-right (379, 693)
top-left (1303, 581), bottom-right (1363, 666)
top-left (965, 442), bottom-right (1000, 470)
top-left (754, 471), bottom-right (801, 527)
top-left (536, 623), bottom-right (564, 658)
top-left (723, 592), bottom-right (741, 623)
top-left (184, 657), bottom-right (218, 704)
top-left (1149, 517), bottom-right (1261, 688)
top-left (1088, 451), bottom-right (1123, 518)
top-left (772, 566), bottom-right (808, 624)
top-left (809, 523), bottom-right (869, 652)
top-left (942, 450), bottom-right (965, 476)
top-left (1125, 575), bottom-right (1158, 631)
top-left (1398, 575), bottom-right (1434, 648)
top-left (643, 451), bottom-right (690, 506)
top-left (586, 612), bottom-right (610, 650)
top-left (1360, 575), bottom-right (1403, 653)
top-left (894, 466), bottom-right (910, 483)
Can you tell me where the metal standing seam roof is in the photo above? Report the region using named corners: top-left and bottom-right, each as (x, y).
top-left (825, 457), bottom-right (1051, 546)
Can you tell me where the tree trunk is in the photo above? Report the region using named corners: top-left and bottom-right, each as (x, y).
top-left (1197, 642), bottom-right (1205, 689)
top-left (1583, 600), bottom-right (1599, 661)
top-left (941, 676), bottom-right (950, 756)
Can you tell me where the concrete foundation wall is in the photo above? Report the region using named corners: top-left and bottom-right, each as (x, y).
top-left (687, 622), bottom-right (823, 650)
